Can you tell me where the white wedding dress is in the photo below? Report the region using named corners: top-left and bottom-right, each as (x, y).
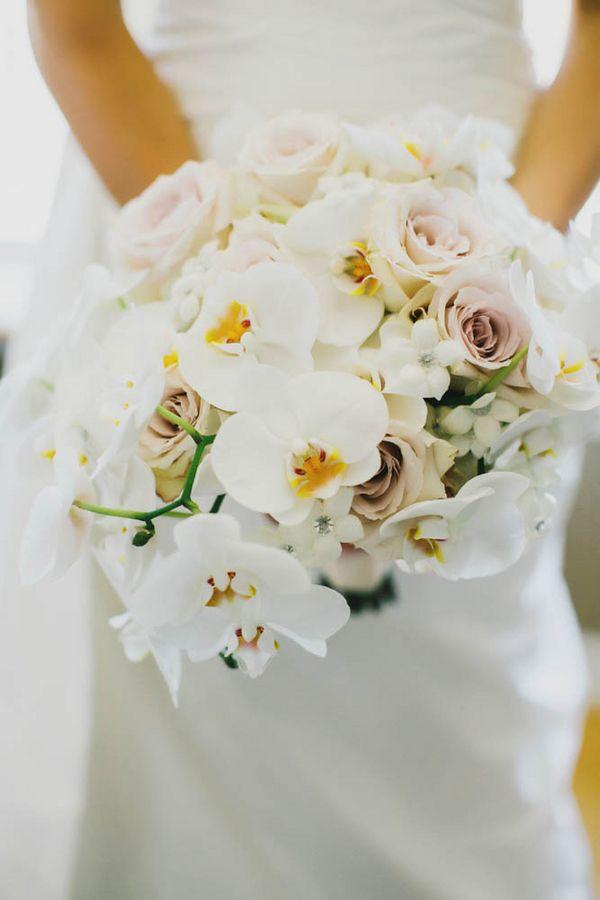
top-left (1, 1), bottom-right (595, 898)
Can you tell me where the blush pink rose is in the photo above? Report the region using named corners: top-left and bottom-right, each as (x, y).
top-left (138, 367), bottom-right (216, 501)
top-left (369, 183), bottom-right (492, 308)
top-left (429, 265), bottom-right (531, 381)
top-left (239, 111), bottom-right (342, 205)
top-left (114, 160), bottom-right (231, 287)
top-left (352, 426), bottom-right (454, 521)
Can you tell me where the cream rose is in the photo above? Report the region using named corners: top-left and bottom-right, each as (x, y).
top-left (239, 111), bottom-right (343, 205)
top-left (138, 367), bottom-right (217, 501)
top-left (114, 160), bottom-right (231, 288)
top-left (429, 265), bottom-right (530, 381)
top-left (369, 183), bottom-right (491, 309)
top-left (352, 425), bottom-right (455, 521)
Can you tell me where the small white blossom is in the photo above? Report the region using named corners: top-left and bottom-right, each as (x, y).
top-left (261, 487), bottom-right (363, 566)
top-left (380, 317), bottom-right (464, 400)
top-left (169, 243), bottom-right (219, 326)
top-left (439, 392), bottom-right (519, 458)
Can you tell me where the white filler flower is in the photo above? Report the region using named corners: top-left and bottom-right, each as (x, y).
top-left (380, 317), bottom-right (464, 400)
top-left (262, 487), bottom-right (364, 566)
top-left (439, 392), bottom-right (519, 458)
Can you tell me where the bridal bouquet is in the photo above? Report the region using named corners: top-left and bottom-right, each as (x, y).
top-left (3, 107), bottom-right (599, 698)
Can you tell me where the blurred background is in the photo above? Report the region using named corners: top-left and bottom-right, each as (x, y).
top-left (0, 0), bottom-right (598, 878)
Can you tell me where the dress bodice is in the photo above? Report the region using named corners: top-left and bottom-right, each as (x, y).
top-left (134, 0), bottom-right (535, 155)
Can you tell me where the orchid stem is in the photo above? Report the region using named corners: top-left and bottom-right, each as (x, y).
top-left (73, 431), bottom-right (220, 529)
top-left (155, 405), bottom-right (204, 444)
top-left (470, 345), bottom-right (529, 403)
top-left (181, 434), bottom-right (215, 503)
top-left (210, 494), bottom-right (226, 514)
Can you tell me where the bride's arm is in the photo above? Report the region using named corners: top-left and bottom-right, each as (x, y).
top-left (28, 0), bottom-right (198, 204)
top-left (512, 0), bottom-right (600, 229)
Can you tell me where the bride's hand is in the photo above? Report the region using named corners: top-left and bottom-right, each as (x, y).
top-left (28, 0), bottom-right (198, 204)
top-left (511, 0), bottom-right (600, 230)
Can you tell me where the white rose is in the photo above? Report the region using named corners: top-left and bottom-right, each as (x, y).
top-left (114, 160), bottom-right (231, 292)
top-left (239, 111), bottom-right (343, 205)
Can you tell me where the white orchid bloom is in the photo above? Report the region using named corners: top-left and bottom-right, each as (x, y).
top-left (404, 106), bottom-right (514, 184)
top-left (110, 611), bottom-right (183, 706)
top-left (509, 261), bottom-right (600, 411)
top-left (94, 456), bottom-right (160, 591)
top-left (439, 392), bottom-right (519, 459)
top-left (490, 416), bottom-right (560, 535)
top-left (0, 356), bottom-right (56, 446)
top-left (129, 514), bottom-right (350, 678)
top-left (379, 471), bottom-right (529, 579)
top-left (341, 109), bottom-right (512, 188)
top-left (20, 434), bottom-right (95, 585)
top-left (0, 267), bottom-right (128, 447)
top-left (278, 181), bottom-right (385, 346)
top-left (211, 371), bottom-right (388, 524)
top-left (176, 262), bottom-right (320, 411)
top-left (84, 304), bottom-right (173, 475)
top-left (66, 264), bottom-right (132, 351)
top-left (379, 316), bottom-right (464, 400)
top-left (560, 285), bottom-right (600, 367)
top-left (486, 408), bottom-right (597, 534)
top-left (261, 487), bottom-right (363, 567)
top-left (339, 121), bottom-right (425, 182)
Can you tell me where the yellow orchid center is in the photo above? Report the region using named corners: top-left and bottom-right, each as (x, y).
top-left (406, 526), bottom-right (445, 563)
top-left (289, 444), bottom-right (346, 498)
top-left (343, 243), bottom-right (379, 296)
top-left (233, 626), bottom-right (279, 652)
top-left (41, 448), bottom-right (56, 460)
top-left (205, 301), bottom-right (252, 346)
top-left (403, 141), bottom-right (422, 160)
top-left (163, 348), bottom-right (179, 369)
top-left (558, 352), bottom-right (585, 379)
top-left (205, 571), bottom-right (256, 607)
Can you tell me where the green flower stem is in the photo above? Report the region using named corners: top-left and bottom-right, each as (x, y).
top-left (73, 496), bottom-right (183, 523)
top-left (155, 405), bottom-right (204, 444)
top-left (181, 434), bottom-right (215, 502)
top-left (470, 345), bottom-right (529, 402)
top-left (258, 203), bottom-right (295, 224)
top-left (72, 427), bottom-right (220, 527)
top-left (210, 494), bottom-right (226, 514)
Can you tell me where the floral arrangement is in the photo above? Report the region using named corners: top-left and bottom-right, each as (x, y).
top-left (3, 107), bottom-right (599, 699)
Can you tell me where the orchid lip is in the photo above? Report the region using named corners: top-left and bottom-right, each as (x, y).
top-left (205, 300), bottom-right (254, 351)
top-left (287, 440), bottom-right (347, 499)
